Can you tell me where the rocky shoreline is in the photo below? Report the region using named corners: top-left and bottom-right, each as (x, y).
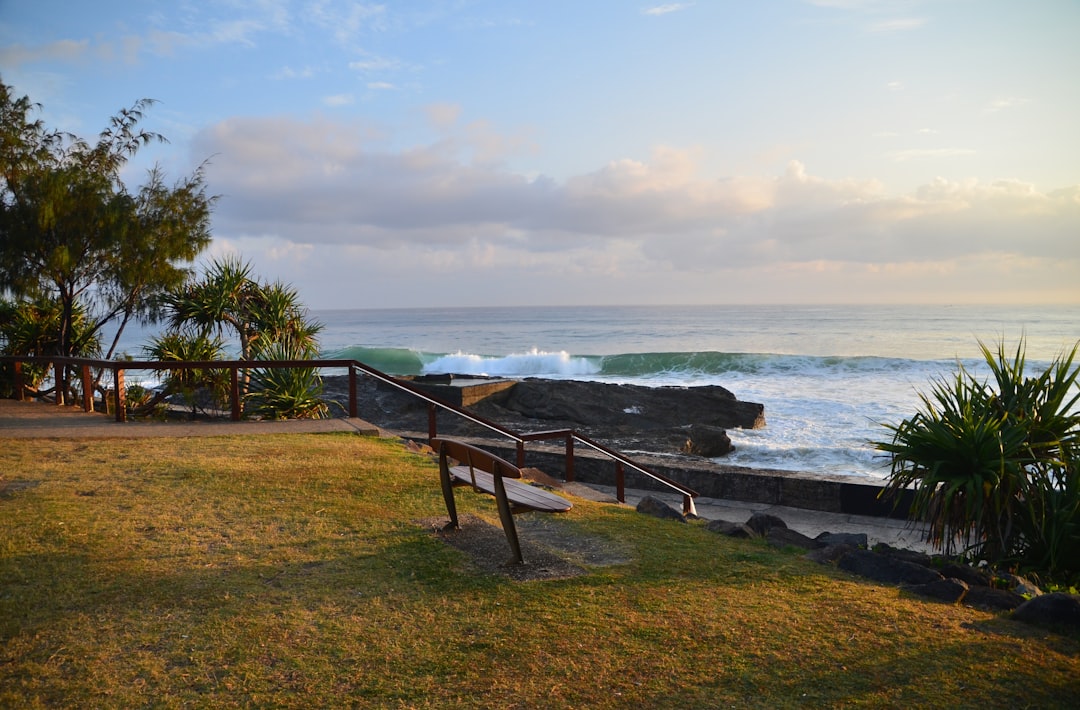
top-left (321, 374), bottom-right (913, 518)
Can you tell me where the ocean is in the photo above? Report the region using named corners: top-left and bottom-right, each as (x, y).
top-left (108, 304), bottom-right (1078, 480)
top-left (312, 304), bottom-right (1079, 481)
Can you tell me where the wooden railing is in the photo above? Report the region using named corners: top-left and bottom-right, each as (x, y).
top-left (1, 355), bottom-right (699, 514)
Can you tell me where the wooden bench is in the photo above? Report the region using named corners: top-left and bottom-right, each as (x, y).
top-left (432, 437), bottom-right (572, 564)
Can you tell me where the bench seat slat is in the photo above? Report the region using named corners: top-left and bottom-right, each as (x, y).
top-left (449, 465), bottom-right (572, 513)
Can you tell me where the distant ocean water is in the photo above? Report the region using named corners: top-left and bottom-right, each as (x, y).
top-left (108, 304), bottom-right (1078, 479)
top-left (310, 304), bottom-right (1080, 481)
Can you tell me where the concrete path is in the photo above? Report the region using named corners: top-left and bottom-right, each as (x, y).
top-left (1, 398), bottom-right (930, 551)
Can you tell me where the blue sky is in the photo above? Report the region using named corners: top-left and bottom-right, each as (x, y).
top-left (2, 0), bottom-right (1078, 308)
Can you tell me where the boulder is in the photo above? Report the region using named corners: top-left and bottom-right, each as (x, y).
top-left (964, 586), bottom-right (1027, 611)
top-left (636, 495), bottom-right (686, 523)
top-left (837, 549), bottom-right (943, 586)
top-left (766, 527), bottom-right (825, 551)
top-left (804, 544), bottom-right (857, 565)
top-left (705, 519), bottom-right (756, 538)
top-left (815, 532), bottom-right (868, 548)
top-left (746, 512), bottom-right (787, 536)
top-left (938, 563), bottom-right (992, 588)
top-left (681, 425), bottom-right (733, 457)
top-left (1011, 593), bottom-right (1080, 630)
top-left (909, 578), bottom-right (969, 604)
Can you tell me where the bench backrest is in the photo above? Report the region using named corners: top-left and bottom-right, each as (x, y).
top-left (431, 438), bottom-right (522, 480)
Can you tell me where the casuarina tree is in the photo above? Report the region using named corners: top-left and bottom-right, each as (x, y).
top-left (0, 78), bottom-right (214, 402)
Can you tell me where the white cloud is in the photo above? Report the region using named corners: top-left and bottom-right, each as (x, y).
top-left (643, 4), bottom-right (693, 16)
top-left (323, 93), bottom-right (355, 106)
top-left (868, 18), bottom-right (926, 32)
top-left (191, 114), bottom-right (1079, 300)
top-left (886, 147), bottom-right (976, 162)
top-left (0, 40), bottom-right (88, 67)
top-left (366, 82), bottom-right (395, 91)
top-left (986, 97), bottom-right (1029, 113)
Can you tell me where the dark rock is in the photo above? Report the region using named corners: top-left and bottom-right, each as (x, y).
top-left (1011, 593), bottom-right (1080, 630)
top-left (909, 578), bottom-right (969, 604)
top-left (705, 519), bottom-right (756, 538)
top-left (766, 527), bottom-right (825, 551)
top-left (837, 549), bottom-right (944, 586)
top-left (636, 495), bottom-right (686, 522)
top-left (938, 563), bottom-right (992, 588)
top-left (964, 586), bottom-right (1027, 611)
top-left (746, 512), bottom-right (787, 536)
top-left (681, 424), bottom-right (733, 457)
top-left (804, 544), bottom-right (857, 565)
top-left (491, 379), bottom-right (765, 432)
top-left (815, 532), bottom-right (868, 548)
top-left (872, 543), bottom-right (934, 568)
top-left (995, 572), bottom-right (1042, 598)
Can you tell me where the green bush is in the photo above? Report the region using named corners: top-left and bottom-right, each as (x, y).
top-left (876, 339), bottom-right (1080, 581)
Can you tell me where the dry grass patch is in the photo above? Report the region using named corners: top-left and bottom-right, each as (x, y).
top-left (1, 433), bottom-right (1079, 708)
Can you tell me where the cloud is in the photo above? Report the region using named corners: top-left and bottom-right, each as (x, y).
top-left (323, 93), bottom-right (355, 106)
top-left (642, 4), bottom-right (693, 16)
top-left (886, 147), bottom-right (976, 162)
top-left (868, 18), bottom-right (926, 32)
top-left (191, 113), bottom-right (1079, 292)
top-left (0, 40), bottom-right (89, 67)
top-left (986, 97), bottom-right (1029, 113)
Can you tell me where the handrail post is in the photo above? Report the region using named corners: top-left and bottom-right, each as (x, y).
top-left (348, 366), bottom-right (358, 418)
top-left (54, 361), bottom-right (63, 406)
top-left (565, 433), bottom-right (575, 482)
top-left (13, 361), bottom-right (24, 401)
top-left (683, 495), bottom-right (697, 517)
top-left (516, 441), bottom-right (525, 468)
top-left (114, 367), bottom-right (126, 422)
top-left (615, 461), bottom-right (625, 503)
top-left (230, 366), bottom-right (241, 421)
top-left (81, 364), bottom-right (93, 412)
top-left (428, 403), bottom-right (438, 441)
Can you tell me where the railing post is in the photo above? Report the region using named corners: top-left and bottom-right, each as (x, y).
top-left (565, 434), bottom-right (575, 482)
top-left (114, 367), bottom-right (126, 422)
top-left (615, 461), bottom-right (625, 503)
top-left (13, 361), bottom-right (25, 401)
top-left (54, 361), bottom-right (64, 406)
top-left (348, 366), bottom-right (358, 418)
top-left (81, 364), bottom-right (93, 412)
top-left (230, 366), bottom-right (241, 421)
top-left (516, 441), bottom-right (525, 468)
top-left (683, 495), bottom-right (697, 517)
top-left (428, 403), bottom-right (438, 441)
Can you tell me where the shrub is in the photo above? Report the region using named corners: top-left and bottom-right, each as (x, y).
top-left (876, 339), bottom-right (1080, 581)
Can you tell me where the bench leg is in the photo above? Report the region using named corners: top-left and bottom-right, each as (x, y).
top-left (439, 459), bottom-right (460, 530)
top-left (493, 473), bottom-right (524, 564)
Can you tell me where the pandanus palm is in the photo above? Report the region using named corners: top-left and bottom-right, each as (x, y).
top-left (877, 339), bottom-right (1080, 581)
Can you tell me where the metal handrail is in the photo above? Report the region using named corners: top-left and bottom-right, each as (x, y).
top-left (1, 354), bottom-right (699, 513)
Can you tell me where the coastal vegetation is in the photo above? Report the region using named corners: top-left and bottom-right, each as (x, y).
top-left (2, 433), bottom-right (1078, 707)
top-left (877, 339), bottom-right (1080, 584)
top-left (149, 256), bottom-right (326, 419)
top-left (0, 78), bottom-right (214, 402)
top-left (0, 80), bottom-right (324, 420)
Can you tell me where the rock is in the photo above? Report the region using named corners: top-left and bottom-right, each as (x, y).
top-left (492, 379), bottom-right (765, 432)
top-left (938, 563), bottom-right (992, 588)
top-left (766, 527), bottom-right (825, 551)
top-left (815, 532), bottom-right (868, 548)
top-left (636, 495), bottom-right (686, 522)
top-left (964, 586), bottom-right (1027, 611)
top-left (705, 519), bottom-right (756, 538)
top-left (872, 543), bottom-right (934, 568)
top-left (995, 572), bottom-right (1042, 598)
top-left (804, 544), bottom-right (857, 565)
top-left (746, 512), bottom-right (787, 536)
top-left (909, 578), bottom-right (969, 604)
top-left (837, 549), bottom-right (944, 586)
top-left (681, 424), bottom-right (733, 457)
top-left (1011, 593), bottom-right (1080, 630)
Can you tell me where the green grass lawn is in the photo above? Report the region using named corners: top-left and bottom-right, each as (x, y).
top-left (2, 433), bottom-right (1078, 708)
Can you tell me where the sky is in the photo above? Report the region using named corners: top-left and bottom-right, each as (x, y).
top-left (1, 0), bottom-right (1078, 309)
